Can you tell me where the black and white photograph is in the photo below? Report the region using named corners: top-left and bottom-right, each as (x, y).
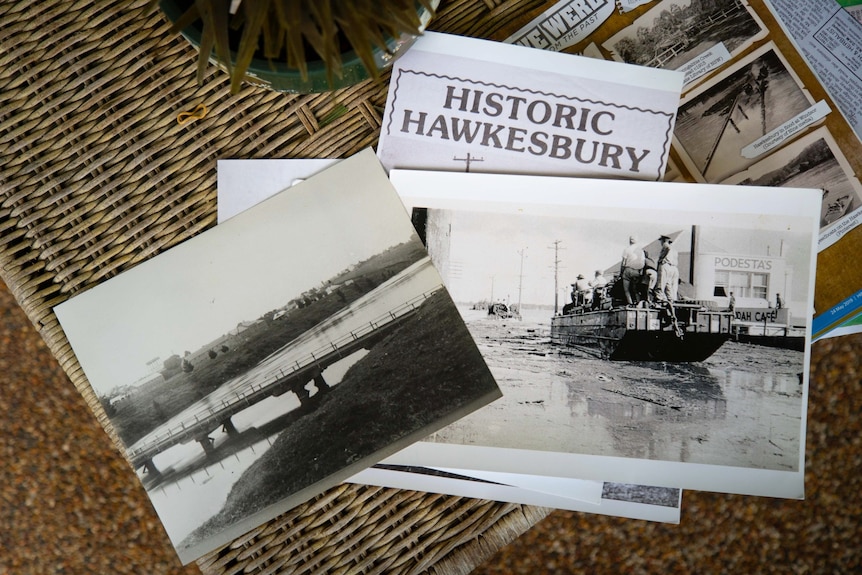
top-left (383, 168), bottom-right (819, 499)
top-left (53, 149), bottom-right (501, 564)
top-left (603, 0), bottom-right (766, 87)
top-left (721, 126), bottom-right (862, 250)
top-left (673, 43), bottom-right (815, 183)
top-left (217, 158), bottom-right (689, 513)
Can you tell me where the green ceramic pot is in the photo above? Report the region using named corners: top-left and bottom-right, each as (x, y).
top-left (159, 1), bottom-right (438, 93)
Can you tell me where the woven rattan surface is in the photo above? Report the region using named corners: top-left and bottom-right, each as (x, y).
top-left (0, 0), bottom-right (553, 573)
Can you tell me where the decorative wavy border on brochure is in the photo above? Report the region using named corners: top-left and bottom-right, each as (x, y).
top-left (386, 69), bottom-right (677, 181)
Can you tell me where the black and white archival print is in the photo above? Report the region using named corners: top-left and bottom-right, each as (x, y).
top-left (217, 158), bottom-right (685, 518)
top-left (721, 126), bottom-right (862, 252)
top-left (673, 42), bottom-right (818, 183)
top-left (53, 149), bottom-right (501, 564)
top-left (383, 168), bottom-right (820, 499)
top-left (602, 0), bottom-right (767, 87)
top-left (376, 31), bottom-right (684, 181)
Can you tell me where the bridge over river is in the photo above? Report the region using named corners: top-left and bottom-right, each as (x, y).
top-left (127, 257), bottom-right (443, 474)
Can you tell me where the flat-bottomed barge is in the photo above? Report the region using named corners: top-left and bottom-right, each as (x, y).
top-left (551, 302), bottom-right (733, 361)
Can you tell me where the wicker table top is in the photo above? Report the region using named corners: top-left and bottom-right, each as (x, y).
top-left (0, 1), bottom-right (553, 573)
top-left (5, 1), bottom-right (862, 573)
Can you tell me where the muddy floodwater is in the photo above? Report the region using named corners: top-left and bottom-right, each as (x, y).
top-left (429, 307), bottom-right (805, 472)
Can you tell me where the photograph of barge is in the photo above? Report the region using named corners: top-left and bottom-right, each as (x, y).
top-left (389, 170), bottom-right (818, 498)
top-left (551, 230), bottom-right (735, 361)
top-left (549, 225), bottom-right (807, 358)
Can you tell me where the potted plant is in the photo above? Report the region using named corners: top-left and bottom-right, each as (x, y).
top-left (152, 0), bottom-right (439, 94)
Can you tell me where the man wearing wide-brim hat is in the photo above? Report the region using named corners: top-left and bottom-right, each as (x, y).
top-left (572, 273), bottom-right (591, 307)
top-left (589, 269), bottom-right (609, 310)
top-left (654, 234), bottom-right (679, 302)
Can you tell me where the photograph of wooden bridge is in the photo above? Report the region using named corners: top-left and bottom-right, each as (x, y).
top-left (54, 150), bottom-right (501, 562)
top-left (605, 0), bottom-right (764, 72)
top-left (126, 259), bottom-right (442, 478)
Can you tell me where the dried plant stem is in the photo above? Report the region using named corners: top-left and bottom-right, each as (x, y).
top-left (150, 0), bottom-right (436, 93)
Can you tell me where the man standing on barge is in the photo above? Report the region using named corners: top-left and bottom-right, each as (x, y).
top-left (589, 270), bottom-right (608, 309)
top-left (654, 234), bottom-right (679, 302)
top-left (619, 235), bottom-right (645, 305)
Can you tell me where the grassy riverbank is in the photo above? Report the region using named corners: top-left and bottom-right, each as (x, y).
top-left (180, 289), bottom-right (499, 554)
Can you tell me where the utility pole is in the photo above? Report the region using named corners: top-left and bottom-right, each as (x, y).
top-left (517, 247), bottom-right (527, 318)
top-left (453, 153), bottom-right (484, 172)
top-left (703, 91), bottom-right (743, 175)
top-left (549, 240), bottom-right (563, 315)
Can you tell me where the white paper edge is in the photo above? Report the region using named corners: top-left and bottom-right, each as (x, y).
top-left (217, 158), bottom-right (338, 223)
top-left (348, 467), bottom-right (681, 523)
top-left (430, 467), bottom-right (604, 503)
top-left (391, 168), bottom-right (823, 220)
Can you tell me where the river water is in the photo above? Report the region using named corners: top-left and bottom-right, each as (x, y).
top-left (427, 306), bottom-right (805, 472)
top-left (141, 348), bottom-right (369, 545)
top-left (129, 257), bottom-right (442, 454)
top-left (137, 257), bottom-right (442, 545)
